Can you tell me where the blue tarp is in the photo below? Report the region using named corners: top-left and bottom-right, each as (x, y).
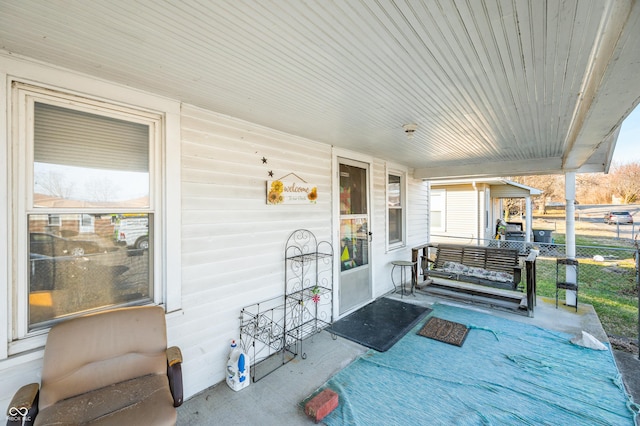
top-left (319, 303), bottom-right (637, 425)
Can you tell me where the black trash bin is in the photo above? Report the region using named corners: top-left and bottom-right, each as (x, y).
top-left (533, 229), bottom-right (553, 244)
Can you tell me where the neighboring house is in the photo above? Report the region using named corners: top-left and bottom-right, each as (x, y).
top-left (430, 179), bottom-right (542, 245)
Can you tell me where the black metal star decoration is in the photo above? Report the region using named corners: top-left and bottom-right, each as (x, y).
top-left (268, 170), bottom-right (274, 177)
top-left (261, 157), bottom-right (268, 164)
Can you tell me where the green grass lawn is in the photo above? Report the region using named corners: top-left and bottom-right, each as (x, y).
top-left (535, 256), bottom-right (638, 339)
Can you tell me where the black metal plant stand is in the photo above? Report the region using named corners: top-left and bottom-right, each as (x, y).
top-left (239, 229), bottom-right (333, 381)
top-left (283, 229), bottom-right (334, 360)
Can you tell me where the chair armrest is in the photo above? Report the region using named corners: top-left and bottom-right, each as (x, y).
top-left (513, 265), bottom-right (522, 284)
top-left (166, 346), bottom-right (183, 407)
top-left (6, 383), bottom-right (39, 426)
top-left (167, 346), bottom-right (183, 366)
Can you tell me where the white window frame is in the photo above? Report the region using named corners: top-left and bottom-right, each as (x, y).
top-left (47, 214), bottom-right (61, 227)
top-left (79, 214), bottom-right (95, 234)
top-left (1, 56), bottom-right (181, 358)
top-left (430, 189), bottom-right (446, 233)
top-left (386, 167), bottom-right (407, 251)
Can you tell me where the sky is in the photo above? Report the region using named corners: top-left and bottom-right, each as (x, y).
top-left (611, 104), bottom-right (640, 164)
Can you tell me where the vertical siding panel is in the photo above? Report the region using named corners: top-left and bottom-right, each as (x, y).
top-left (370, 159), bottom-right (387, 295)
top-left (407, 174), bottom-right (429, 248)
top-left (448, 188), bottom-right (477, 240)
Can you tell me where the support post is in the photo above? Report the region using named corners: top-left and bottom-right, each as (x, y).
top-left (525, 196), bottom-right (532, 243)
top-left (565, 172), bottom-right (577, 307)
top-left (636, 246), bottom-right (639, 360)
top-left (525, 251), bottom-right (537, 317)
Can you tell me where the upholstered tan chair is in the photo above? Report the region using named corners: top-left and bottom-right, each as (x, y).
top-left (6, 305), bottom-right (183, 426)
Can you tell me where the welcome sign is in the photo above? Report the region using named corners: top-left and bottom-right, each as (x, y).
top-left (266, 180), bottom-right (318, 205)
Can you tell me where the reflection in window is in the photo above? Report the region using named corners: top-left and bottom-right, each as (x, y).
top-left (340, 164), bottom-right (367, 215)
top-left (26, 100), bottom-right (155, 331)
top-left (28, 214), bottom-right (152, 329)
top-left (33, 102), bottom-right (149, 207)
top-left (340, 219), bottom-right (369, 271)
top-left (388, 174), bottom-right (403, 245)
top-left (48, 214), bottom-right (61, 227)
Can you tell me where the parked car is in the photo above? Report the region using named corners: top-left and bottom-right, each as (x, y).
top-left (603, 211), bottom-right (633, 225)
top-left (115, 217), bottom-right (149, 249)
top-left (30, 232), bottom-right (103, 257)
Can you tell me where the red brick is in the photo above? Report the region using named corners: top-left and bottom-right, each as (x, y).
top-left (304, 389), bottom-right (339, 423)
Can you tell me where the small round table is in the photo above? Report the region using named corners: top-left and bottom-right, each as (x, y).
top-left (391, 260), bottom-right (417, 297)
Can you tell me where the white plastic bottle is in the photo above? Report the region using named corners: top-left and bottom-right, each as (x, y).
top-left (226, 339), bottom-right (250, 391)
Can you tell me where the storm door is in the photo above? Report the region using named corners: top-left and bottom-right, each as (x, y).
top-left (338, 159), bottom-right (372, 314)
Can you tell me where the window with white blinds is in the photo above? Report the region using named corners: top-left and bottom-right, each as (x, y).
top-left (34, 102), bottom-right (149, 172)
top-left (33, 101), bottom-right (150, 207)
top-left (13, 83), bottom-right (161, 337)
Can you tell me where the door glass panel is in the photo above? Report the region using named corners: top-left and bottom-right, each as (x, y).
top-left (338, 159), bottom-right (371, 314)
top-left (340, 218), bottom-right (369, 271)
top-left (340, 164), bottom-right (367, 215)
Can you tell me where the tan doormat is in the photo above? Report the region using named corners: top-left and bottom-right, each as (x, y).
top-left (417, 316), bottom-right (469, 347)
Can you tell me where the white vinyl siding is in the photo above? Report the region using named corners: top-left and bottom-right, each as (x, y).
top-left (407, 177), bottom-right (429, 249)
top-left (446, 189), bottom-right (472, 236)
top-left (179, 104), bottom-right (333, 395)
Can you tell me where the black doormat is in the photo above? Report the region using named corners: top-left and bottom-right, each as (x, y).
top-left (417, 316), bottom-right (469, 347)
top-left (330, 298), bottom-right (432, 352)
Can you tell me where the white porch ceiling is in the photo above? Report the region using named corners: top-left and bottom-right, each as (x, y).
top-left (1, 0), bottom-right (639, 179)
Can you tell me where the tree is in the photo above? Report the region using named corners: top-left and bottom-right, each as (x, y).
top-left (508, 161), bottom-right (640, 207)
top-left (512, 174), bottom-right (564, 213)
top-left (34, 170), bottom-right (75, 199)
top-left (576, 173), bottom-right (610, 204)
top-left (608, 162), bottom-right (640, 204)
top-left (84, 178), bottom-right (120, 203)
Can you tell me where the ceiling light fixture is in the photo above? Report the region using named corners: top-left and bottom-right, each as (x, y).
top-left (403, 123), bottom-right (417, 139)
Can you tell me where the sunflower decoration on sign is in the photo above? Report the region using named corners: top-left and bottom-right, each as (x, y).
top-left (308, 186), bottom-right (318, 203)
top-left (267, 180), bottom-right (284, 204)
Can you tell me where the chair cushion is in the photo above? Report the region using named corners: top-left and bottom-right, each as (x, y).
top-left (39, 306), bottom-right (168, 409)
top-left (35, 374), bottom-right (176, 426)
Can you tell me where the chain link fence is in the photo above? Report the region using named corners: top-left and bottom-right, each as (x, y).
top-left (430, 234), bottom-right (639, 347)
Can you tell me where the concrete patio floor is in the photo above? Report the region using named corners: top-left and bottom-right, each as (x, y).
top-left (177, 292), bottom-right (640, 425)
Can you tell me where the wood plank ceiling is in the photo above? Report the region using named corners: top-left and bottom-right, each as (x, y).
top-left (1, 0), bottom-right (639, 179)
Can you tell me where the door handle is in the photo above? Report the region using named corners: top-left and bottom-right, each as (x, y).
top-left (368, 231), bottom-right (373, 242)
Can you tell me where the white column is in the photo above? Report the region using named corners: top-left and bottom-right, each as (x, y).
top-left (565, 172), bottom-right (577, 306)
top-left (525, 196), bottom-right (532, 243)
